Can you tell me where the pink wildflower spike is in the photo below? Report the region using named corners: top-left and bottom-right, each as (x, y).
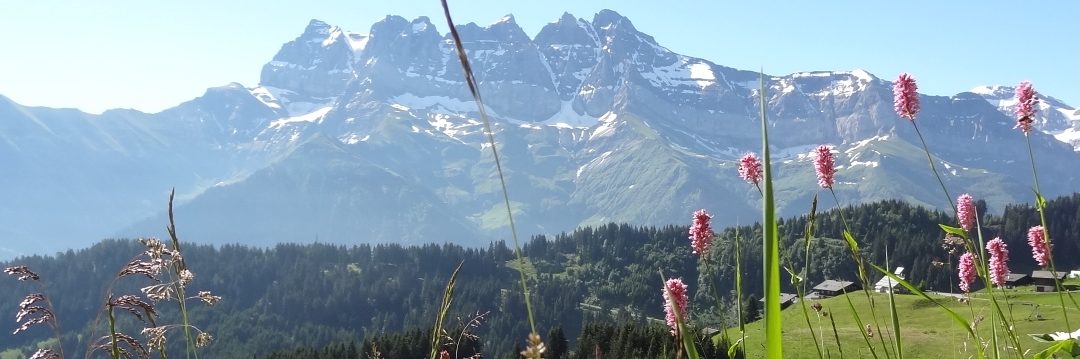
top-left (986, 237), bottom-right (1009, 287)
top-left (958, 252), bottom-right (976, 293)
top-left (738, 153), bottom-right (763, 186)
top-left (688, 209), bottom-right (714, 256)
top-left (893, 73), bottom-right (920, 120)
top-left (662, 278), bottom-right (690, 336)
top-left (814, 145), bottom-right (836, 189)
top-left (1015, 81), bottom-right (1039, 133)
top-left (1028, 225), bottom-right (1051, 267)
top-left (956, 194), bottom-right (976, 232)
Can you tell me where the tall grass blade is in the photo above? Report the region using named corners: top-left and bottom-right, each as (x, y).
top-left (1032, 338), bottom-right (1079, 359)
top-left (828, 308), bottom-right (844, 359)
top-left (758, 71), bottom-right (782, 358)
top-left (438, 0), bottom-right (537, 336)
top-left (166, 189), bottom-right (198, 359)
top-left (429, 262), bottom-right (464, 359)
top-left (885, 249), bottom-right (902, 359)
top-left (734, 225), bottom-right (746, 354)
top-left (796, 194), bottom-right (824, 358)
top-left (842, 289), bottom-right (879, 358)
top-left (869, 263), bottom-right (985, 358)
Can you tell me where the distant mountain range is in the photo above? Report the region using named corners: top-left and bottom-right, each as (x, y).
top-left (3, 10), bottom-right (1078, 258)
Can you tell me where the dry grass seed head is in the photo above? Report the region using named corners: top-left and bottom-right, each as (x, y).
top-left (14, 293), bottom-right (54, 335)
top-left (520, 333), bottom-right (545, 359)
top-left (367, 343), bottom-right (383, 359)
top-left (4, 266), bottom-right (40, 281)
top-left (119, 259), bottom-right (164, 280)
top-left (196, 331), bottom-right (213, 348)
top-left (109, 295), bottom-right (157, 324)
top-left (178, 269), bottom-right (194, 287)
top-left (92, 332), bottom-right (150, 359)
top-left (195, 291), bottom-right (222, 306)
top-left (139, 238), bottom-right (171, 259)
top-left (141, 326), bottom-right (168, 351)
top-left (141, 283), bottom-right (175, 302)
top-left (28, 348), bottom-right (60, 359)
top-left (942, 235), bottom-right (965, 255)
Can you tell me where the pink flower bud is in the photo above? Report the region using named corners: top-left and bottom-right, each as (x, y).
top-left (893, 73), bottom-right (920, 120)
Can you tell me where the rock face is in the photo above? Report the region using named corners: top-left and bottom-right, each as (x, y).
top-left (260, 20), bottom-right (358, 99)
top-left (971, 84), bottom-right (1080, 150)
top-left (3, 10), bottom-right (1080, 258)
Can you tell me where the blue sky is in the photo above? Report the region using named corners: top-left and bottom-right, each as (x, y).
top-left (2, 1), bottom-right (1077, 114)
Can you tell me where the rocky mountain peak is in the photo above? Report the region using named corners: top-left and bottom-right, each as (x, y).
top-left (592, 9), bottom-right (637, 33)
top-left (259, 19), bottom-right (355, 99)
top-left (301, 19), bottom-right (334, 37)
top-left (4, 10), bottom-right (1080, 258)
top-left (970, 84), bottom-right (1078, 134)
top-left (409, 16), bottom-right (438, 36)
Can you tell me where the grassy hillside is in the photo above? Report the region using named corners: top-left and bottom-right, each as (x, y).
top-left (727, 286), bottom-right (1080, 358)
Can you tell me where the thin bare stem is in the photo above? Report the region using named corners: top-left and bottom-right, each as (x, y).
top-left (733, 226), bottom-right (746, 354)
top-left (830, 188), bottom-right (890, 358)
top-left (1026, 134), bottom-right (1077, 333)
top-left (439, 0), bottom-right (536, 336)
top-left (166, 190), bottom-right (198, 359)
top-left (107, 305), bottom-right (121, 359)
top-left (910, 121), bottom-right (957, 216)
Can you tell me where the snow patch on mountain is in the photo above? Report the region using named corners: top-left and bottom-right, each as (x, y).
top-left (640, 57), bottom-right (716, 90)
top-left (576, 150), bottom-right (614, 178)
top-left (588, 112), bottom-right (618, 140)
top-left (541, 101), bottom-right (597, 128)
top-left (848, 150), bottom-right (880, 168)
top-left (321, 27), bottom-right (344, 47)
top-left (390, 93), bottom-right (500, 116)
top-left (791, 70), bottom-right (873, 97)
top-left (250, 86), bottom-right (289, 110)
top-left (1052, 127), bottom-right (1080, 150)
top-left (941, 162), bottom-right (970, 176)
top-left (426, 113), bottom-right (479, 142)
top-left (688, 63), bottom-right (716, 88)
top-left (340, 133), bottom-right (370, 145)
top-left (845, 135), bottom-right (891, 154)
top-left (971, 84), bottom-right (1078, 142)
top-left (774, 143), bottom-right (819, 160)
top-left (346, 33), bottom-right (369, 53)
top-left (269, 106), bottom-right (332, 129)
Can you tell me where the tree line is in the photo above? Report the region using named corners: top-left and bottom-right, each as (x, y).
top-left (0, 194), bottom-right (1076, 357)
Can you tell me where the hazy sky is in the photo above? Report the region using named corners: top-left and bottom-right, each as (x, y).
top-left (2, 1), bottom-right (1077, 114)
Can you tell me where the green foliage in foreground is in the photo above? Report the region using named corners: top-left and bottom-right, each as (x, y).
top-left (0, 194), bottom-right (1077, 357)
top-left (729, 290), bottom-right (1080, 358)
top-left (263, 321), bottom-right (739, 359)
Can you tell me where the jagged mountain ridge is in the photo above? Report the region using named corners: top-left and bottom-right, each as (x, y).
top-left (3, 10), bottom-right (1079, 258)
top-left (970, 84), bottom-right (1080, 149)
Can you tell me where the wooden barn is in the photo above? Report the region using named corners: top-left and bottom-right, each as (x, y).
top-left (1032, 270), bottom-right (1067, 292)
top-left (812, 280), bottom-right (859, 297)
top-left (759, 293), bottom-right (798, 309)
top-left (1005, 273), bottom-right (1031, 288)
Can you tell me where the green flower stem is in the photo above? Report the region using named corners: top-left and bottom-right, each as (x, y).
top-left (1026, 134), bottom-right (1077, 333)
top-left (970, 210), bottom-right (999, 359)
top-left (998, 288), bottom-right (1025, 357)
top-left (107, 305), bottom-right (120, 359)
top-left (910, 121), bottom-right (957, 216)
top-left (734, 227), bottom-right (746, 354)
top-left (830, 188), bottom-right (890, 358)
top-left (796, 200), bottom-right (825, 359)
top-left (167, 191), bottom-right (199, 359)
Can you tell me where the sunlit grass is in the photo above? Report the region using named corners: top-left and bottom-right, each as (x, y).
top-left (731, 291), bottom-right (1076, 358)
